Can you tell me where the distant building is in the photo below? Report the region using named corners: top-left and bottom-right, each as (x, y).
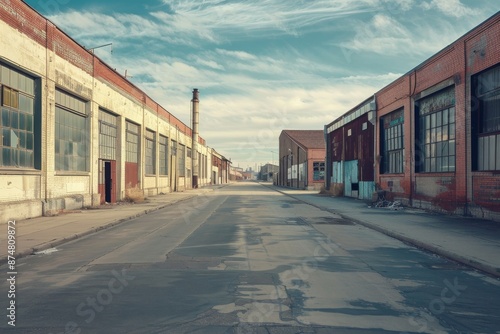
top-left (230, 166), bottom-right (244, 181)
top-left (259, 163), bottom-right (279, 182)
top-left (241, 172), bottom-right (253, 180)
top-left (278, 130), bottom-right (326, 190)
top-left (211, 150), bottom-right (231, 184)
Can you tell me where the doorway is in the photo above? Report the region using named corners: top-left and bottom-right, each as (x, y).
top-left (100, 160), bottom-right (117, 204)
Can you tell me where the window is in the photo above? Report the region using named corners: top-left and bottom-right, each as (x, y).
top-left (313, 162), bottom-right (325, 181)
top-left (145, 129), bottom-right (155, 175)
top-left (55, 89), bottom-right (89, 171)
top-left (178, 144), bottom-right (185, 177)
top-left (99, 110), bottom-right (117, 160)
top-left (1, 64), bottom-right (36, 168)
top-left (187, 147), bottom-right (192, 158)
top-left (126, 121), bottom-right (139, 163)
top-left (473, 65), bottom-right (500, 171)
top-left (159, 135), bottom-right (168, 175)
top-left (381, 109), bottom-right (404, 174)
top-left (203, 154), bottom-right (207, 178)
top-left (416, 86), bottom-right (455, 173)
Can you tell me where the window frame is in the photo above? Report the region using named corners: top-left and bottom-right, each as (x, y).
top-left (415, 86), bottom-right (456, 173)
top-left (125, 121), bottom-right (140, 164)
top-left (159, 135), bottom-right (168, 176)
top-left (145, 129), bottom-right (156, 175)
top-left (313, 161), bottom-right (325, 181)
top-left (54, 89), bottom-right (89, 172)
top-left (98, 109), bottom-right (118, 161)
top-left (472, 65), bottom-right (500, 171)
top-left (380, 109), bottom-right (405, 174)
top-left (178, 143), bottom-right (186, 177)
top-left (0, 64), bottom-right (37, 169)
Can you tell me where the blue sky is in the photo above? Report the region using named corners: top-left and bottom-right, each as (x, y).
top-left (25, 0), bottom-right (499, 170)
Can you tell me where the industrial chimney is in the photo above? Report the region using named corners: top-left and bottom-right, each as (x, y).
top-left (192, 89), bottom-right (199, 188)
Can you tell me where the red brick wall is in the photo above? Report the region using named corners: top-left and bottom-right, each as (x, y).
top-left (465, 15), bottom-right (500, 213)
top-left (308, 148), bottom-right (326, 187)
top-left (372, 14), bottom-right (500, 215)
top-left (0, 0), bottom-right (47, 47)
top-left (51, 26), bottom-right (93, 75)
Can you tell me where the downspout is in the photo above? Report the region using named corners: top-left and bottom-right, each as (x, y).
top-left (297, 146), bottom-right (300, 188)
top-left (342, 124), bottom-right (345, 195)
top-left (463, 39), bottom-right (469, 216)
top-left (191, 89), bottom-right (199, 188)
top-left (373, 94), bottom-right (377, 197)
top-left (409, 69), bottom-right (417, 206)
top-left (90, 56), bottom-right (94, 205)
top-left (44, 19), bottom-right (49, 205)
top-left (324, 125), bottom-right (330, 191)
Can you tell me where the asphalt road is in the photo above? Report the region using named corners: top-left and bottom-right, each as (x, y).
top-left (1, 182), bottom-right (500, 333)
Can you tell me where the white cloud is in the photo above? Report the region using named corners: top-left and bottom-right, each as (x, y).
top-left (193, 58), bottom-right (225, 71)
top-left (339, 13), bottom-right (472, 57)
top-left (160, 0), bottom-right (374, 38)
top-left (420, 0), bottom-right (479, 18)
top-left (48, 0), bottom-right (380, 47)
top-left (39, 0), bottom-right (499, 168)
top-left (215, 49), bottom-right (257, 61)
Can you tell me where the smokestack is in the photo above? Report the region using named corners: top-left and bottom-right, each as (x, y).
top-left (192, 89), bottom-right (199, 188)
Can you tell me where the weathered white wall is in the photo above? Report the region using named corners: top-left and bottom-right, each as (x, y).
top-left (0, 15), bottom-right (227, 222)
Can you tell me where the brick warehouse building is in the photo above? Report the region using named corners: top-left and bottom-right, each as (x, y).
top-left (325, 97), bottom-right (376, 200)
top-left (278, 130), bottom-right (326, 190)
top-left (0, 1), bottom-right (231, 222)
top-left (325, 11), bottom-right (500, 222)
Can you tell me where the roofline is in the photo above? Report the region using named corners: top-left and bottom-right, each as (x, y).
top-left (325, 95), bottom-right (375, 128)
top-left (281, 130), bottom-right (325, 150)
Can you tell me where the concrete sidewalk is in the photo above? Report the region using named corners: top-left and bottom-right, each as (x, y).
top-left (269, 184), bottom-right (500, 278)
top-left (0, 186), bottom-right (220, 264)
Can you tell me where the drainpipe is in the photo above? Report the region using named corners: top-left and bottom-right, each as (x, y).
top-left (463, 39), bottom-right (469, 216)
top-left (191, 89), bottom-right (199, 188)
top-left (44, 19), bottom-right (49, 205)
top-left (324, 125), bottom-right (330, 191)
top-left (409, 69), bottom-right (417, 207)
top-left (372, 94), bottom-right (377, 198)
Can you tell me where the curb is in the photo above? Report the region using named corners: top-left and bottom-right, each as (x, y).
top-left (0, 194), bottom-right (198, 265)
top-left (268, 185), bottom-right (500, 279)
